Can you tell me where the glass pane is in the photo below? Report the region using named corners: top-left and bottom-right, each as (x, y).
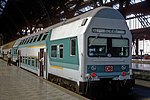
top-left (51, 45), bottom-right (57, 57)
top-left (37, 34), bottom-right (43, 41)
top-left (71, 39), bottom-right (76, 55)
top-left (59, 45), bottom-right (63, 58)
top-left (111, 39), bottom-right (129, 56)
top-left (42, 34), bottom-right (48, 40)
top-left (88, 37), bottom-right (107, 57)
top-left (29, 36), bottom-right (34, 43)
top-left (89, 38), bottom-right (106, 45)
top-left (88, 37), bottom-right (129, 57)
top-left (33, 36), bottom-right (38, 42)
top-left (112, 39), bottom-right (128, 47)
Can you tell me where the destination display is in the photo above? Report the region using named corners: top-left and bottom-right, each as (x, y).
top-left (92, 28), bottom-right (126, 34)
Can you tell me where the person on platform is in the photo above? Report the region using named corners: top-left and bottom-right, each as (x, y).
top-left (7, 52), bottom-right (11, 66)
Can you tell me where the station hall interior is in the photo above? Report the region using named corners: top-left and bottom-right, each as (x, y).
top-left (0, 0), bottom-right (150, 58)
top-left (0, 0), bottom-right (150, 100)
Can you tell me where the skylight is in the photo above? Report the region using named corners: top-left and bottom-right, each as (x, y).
top-left (0, 0), bottom-right (8, 15)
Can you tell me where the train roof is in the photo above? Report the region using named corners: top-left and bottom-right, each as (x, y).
top-left (2, 40), bottom-right (16, 50)
top-left (44, 6), bottom-right (124, 31)
top-left (15, 6), bottom-right (125, 44)
top-left (20, 6), bottom-right (124, 38)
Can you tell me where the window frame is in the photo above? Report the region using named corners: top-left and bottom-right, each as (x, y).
top-left (37, 34), bottom-right (43, 42)
top-left (59, 44), bottom-right (64, 59)
top-left (41, 34), bottom-right (48, 41)
top-left (70, 38), bottom-right (76, 56)
top-left (51, 44), bottom-right (57, 58)
top-left (88, 36), bottom-right (129, 57)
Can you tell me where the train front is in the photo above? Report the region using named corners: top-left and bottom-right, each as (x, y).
top-left (80, 7), bottom-right (135, 98)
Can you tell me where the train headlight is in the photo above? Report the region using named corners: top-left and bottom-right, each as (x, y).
top-left (121, 65), bottom-right (126, 70)
top-left (85, 74), bottom-right (91, 79)
top-left (121, 71), bottom-right (126, 77)
top-left (91, 72), bottom-right (97, 78)
top-left (91, 65), bottom-right (97, 71)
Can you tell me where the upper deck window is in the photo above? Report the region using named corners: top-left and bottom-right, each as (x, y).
top-left (33, 36), bottom-right (38, 42)
top-left (70, 38), bottom-right (76, 56)
top-left (59, 44), bottom-right (63, 58)
top-left (81, 18), bottom-right (88, 26)
top-left (37, 34), bottom-right (43, 41)
top-left (88, 37), bottom-right (129, 57)
top-left (29, 36), bottom-right (34, 43)
top-left (19, 40), bottom-right (23, 45)
top-left (42, 34), bottom-right (48, 40)
top-left (23, 38), bottom-right (27, 44)
top-left (26, 37), bottom-right (31, 44)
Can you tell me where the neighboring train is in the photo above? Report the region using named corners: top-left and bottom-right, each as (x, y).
top-left (0, 6), bottom-right (134, 99)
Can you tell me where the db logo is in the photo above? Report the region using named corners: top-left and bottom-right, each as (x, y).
top-left (105, 66), bottom-right (113, 72)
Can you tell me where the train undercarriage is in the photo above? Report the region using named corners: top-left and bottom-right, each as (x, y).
top-left (48, 73), bottom-right (135, 99)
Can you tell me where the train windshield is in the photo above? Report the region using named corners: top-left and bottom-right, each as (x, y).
top-left (88, 37), bottom-right (129, 57)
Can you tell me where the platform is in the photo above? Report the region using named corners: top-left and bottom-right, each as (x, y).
top-left (132, 59), bottom-right (150, 80)
top-left (132, 59), bottom-right (150, 64)
top-left (0, 59), bottom-right (88, 100)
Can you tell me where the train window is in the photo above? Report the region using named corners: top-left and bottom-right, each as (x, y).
top-left (28, 57), bottom-right (30, 65)
top-left (37, 34), bottom-right (43, 41)
top-left (88, 37), bottom-right (107, 57)
top-left (21, 39), bottom-right (25, 45)
top-left (42, 34), bottom-right (48, 40)
top-left (88, 37), bottom-right (129, 57)
top-left (24, 38), bottom-right (29, 44)
top-left (23, 38), bottom-right (27, 44)
top-left (19, 40), bottom-right (23, 45)
top-left (22, 40), bottom-right (25, 44)
top-left (16, 49), bottom-right (17, 54)
top-left (25, 57), bottom-right (28, 64)
top-left (36, 58), bottom-right (38, 67)
top-left (33, 36), bottom-right (38, 42)
top-left (31, 58), bottom-right (34, 66)
top-left (59, 44), bottom-right (63, 58)
top-left (111, 39), bottom-right (129, 57)
top-left (70, 38), bottom-right (76, 56)
top-left (81, 18), bottom-right (88, 26)
top-left (13, 49), bottom-right (16, 54)
top-left (29, 36), bottom-right (34, 43)
top-left (26, 37), bottom-right (31, 44)
top-left (22, 56), bottom-right (24, 63)
top-left (20, 56), bottom-right (22, 63)
top-left (51, 45), bottom-right (57, 57)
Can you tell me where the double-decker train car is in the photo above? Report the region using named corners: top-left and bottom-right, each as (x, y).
top-left (1, 6), bottom-right (134, 99)
top-left (46, 6), bottom-right (135, 98)
top-left (0, 40), bottom-right (16, 61)
top-left (13, 29), bottom-right (50, 76)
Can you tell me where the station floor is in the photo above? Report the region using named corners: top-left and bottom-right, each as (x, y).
top-left (0, 59), bottom-right (88, 100)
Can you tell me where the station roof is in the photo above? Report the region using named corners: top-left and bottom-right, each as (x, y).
top-left (0, 0), bottom-right (150, 43)
top-left (1, 0), bottom-right (98, 42)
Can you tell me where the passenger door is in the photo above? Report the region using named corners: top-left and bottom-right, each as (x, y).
top-left (39, 48), bottom-right (44, 77)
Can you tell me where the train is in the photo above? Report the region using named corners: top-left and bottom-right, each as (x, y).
top-left (0, 6), bottom-right (134, 99)
top-left (0, 40), bottom-right (16, 60)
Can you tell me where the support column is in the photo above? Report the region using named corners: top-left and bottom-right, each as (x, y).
top-left (135, 38), bottom-right (139, 56)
